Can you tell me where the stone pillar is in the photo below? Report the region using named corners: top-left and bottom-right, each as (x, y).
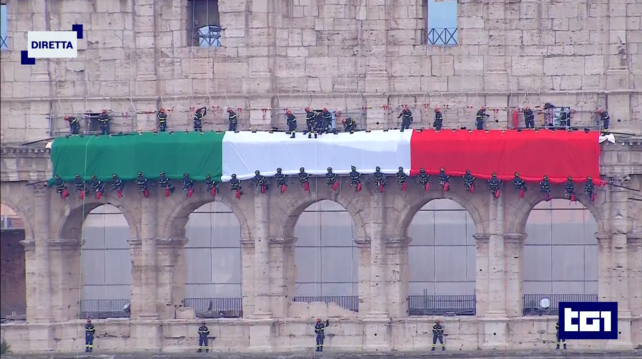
top-left (247, 0), bottom-right (276, 129)
top-left (354, 238), bottom-right (371, 317)
top-left (504, 233), bottom-right (526, 318)
top-left (268, 237), bottom-right (297, 318)
top-left (133, 0), bottom-right (158, 84)
top-left (363, 192), bottom-right (391, 351)
top-left (606, 180), bottom-right (633, 349)
top-left (33, 186), bottom-right (53, 322)
top-left (363, 0), bottom-right (390, 128)
top-left (604, 0), bottom-right (632, 132)
top-left (473, 234), bottom-right (490, 317)
top-left (386, 237), bottom-right (411, 319)
top-left (20, 240), bottom-right (37, 322)
top-left (596, 233), bottom-right (612, 301)
top-left (240, 239), bottom-right (255, 318)
top-left (248, 194), bottom-right (273, 351)
top-left (156, 237), bottom-right (188, 320)
top-left (128, 238), bottom-right (143, 319)
top-left (48, 238), bottom-right (82, 322)
top-left (627, 232), bottom-right (642, 346)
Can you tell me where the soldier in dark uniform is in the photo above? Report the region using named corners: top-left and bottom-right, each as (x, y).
top-left (157, 108), bottom-right (168, 132)
top-left (314, 318), bottom-right (330, 352)
top-left (555, 321), bottom-right (567, 350)
top-left (159, 171), bottom-right (174, 197)
top-left (230, 174), bottom-right (242, 199)
top-left (74, 174), bottom-right (88, 199)
top-left (65, 115), bottom-right (80, 135)
top-left (299, 167), bottom-right (310, 191)
top-left (431, 319), bottom-right (445, 351)
top-left (417, 168), bottom-right (430, 191)
top-left (286, 110), bottom-right (297, 138)
top-left (193, 107), bottom-right (206, 132)
top-left (597, 108), bottom-right (610, 131)
top-left (98, 110), bottom-right (111, 135)
top-left (488, 173), bottom-right (502, 199)
top-left (463, 170), bottom-right (475, 192)
top-left (513, 172), bottom-right (527, 198)
top-left (396, 166), bottom-right (408, 191)
top-left (253, 170), bottom-right (268, 193)
top-left (198, 321), bottom-right (210, 353)
top-left (433, 108), bottom-right (443, 131)
top-left (321, 108), bottom-right (333, 133)
top-left (275, 168), bottom-right (288, 193)
top-left (112, 174), bottom-right (124, 198)
top-left (90, 175), bottom-right (104, 200)
top-left (136, 172), bottom-right (150, 197)
top-left (54, 174), bottom-right (69, 199)
top-left (564, 176), bottom-right (576, 201)
top-left (398, 106), bottom-right (413, 132)
top-left (373, 166), bottom-right (386, 192)
top-left (326, 167), bottom-right (338, 190)
top-left (475, 106), bottom-right (488, 130)
top-left (540, 175), bottom-right (551, 201)
top-left (85, 319), bottom-right (96, 352)
top-left (183, 173), bottom-right (195, 197)
top-left (304, 107), bottom-right (318, 136)
top-left (523, 106), bottom-right (535, 128)
top-left (227, 108), bottom-right (238, 131)
top-left (438, 168), bottom-right (450, 191)
top-left (342, 117), bottom-right (357, 133)
top-left (205, 174), bottom-right (219, 197)
top-left (584, 176), bottom-right (596, 202)
top-left (349, 166), bottom-right (362, 192)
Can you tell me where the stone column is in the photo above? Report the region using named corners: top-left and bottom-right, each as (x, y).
top-left (604, 0), bottom-right (632, 132)
top-left (20, 240), bottom-right (37, 322)
top-left (386, 237), bottom-right (411, 319)
top-left (473, 233), bottom-right (490, 317)
top-left (486, 198), bottom-right (506, 317)
top-left (504, 233), bottom-right (526, 318)
top-left (354, 238), bottom-right (371, 317)
top-left (128, 238), bottom-right (143, 319)
top-left (268, 237), bottom-right (297, 318)
top-left (363, 0), bottom-right (390, 128)
top-left (606, 180), bottom-right (633, 349)
top-left (363, 192), bottom-right (390, 351)
top-left (33, 186), bottom-right (53, 322)
top-left (139, 196), bottom-right (159, 319)
top-left (240, 239), bottom-right (255, 318)
top-left (133, 0), bottom-right (158, 84)
top-left (48, 238), bottom-right (82, 322)
top-left (627, 232), bottom-right (642, 346)
top-left (156, 237), bottom-right (188, 320)
top-left (248, 194), bottom-right (273, 352)
top-left (596, 233), bottom-right (612, 301)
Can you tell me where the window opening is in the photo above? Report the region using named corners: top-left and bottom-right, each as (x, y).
top-left (188, 0), bottom-right (222, 48)
top-left (1, 3), bottom-right (8, 51)
top-left (426, 0), bottom-right (458, 46)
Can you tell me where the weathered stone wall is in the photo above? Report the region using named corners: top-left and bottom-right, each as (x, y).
top-left (0, 229), bottom-right (26, 318)
top-left (1, 0), bottom-right (640, 143)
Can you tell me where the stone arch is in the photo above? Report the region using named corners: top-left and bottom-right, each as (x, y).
top-left (58, 195), bottom-right (139, 240)
top-left (161, 189), bottom-right (251, 240)
top-left (0, 183), bottom-right (35, 241)
top-left (506, 186), bottom-right (606, 235)
top-left (0, 202), bottom-right (30, 319)
top-left (277, 189), bottom-right (367, 240)
top-left (396, 189), bottom-right (488, 238)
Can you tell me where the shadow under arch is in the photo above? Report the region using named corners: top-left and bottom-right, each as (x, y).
top-left (507, 187), bottom-right (606, 235)
top-left (162, 191), bottom-right (251, 240)
top-left (0, 200), bottom-right (34, 241)
top-left (397, 191), bottom-right (487, 238)
top-left (58, 196), bottom-right (139, 240)
top-left (278, 191), bottom-right (366, 240)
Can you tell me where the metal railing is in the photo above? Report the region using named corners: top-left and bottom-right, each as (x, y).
top-left (0, 35), bottom-right (7, 50)
top-left (294, 296), bottom-right (359, 312)
top-left (523, 294), bottom-right (599, 316)
top-left (427, 28), bottom-right (458, 46)
top-left (183, 298), bottom-right (243, 318)
top-left (408, 293), bottom-right (476, 316)
top-left (80, 299), bottom-right (130, 319)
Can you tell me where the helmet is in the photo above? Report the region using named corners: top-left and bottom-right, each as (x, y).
top-left (351, 166), bottom-right (356, 171)
top-left (299, 167), bottom-right (305, 172)
top-left (231, 174), bottom-right (237, 178)
top-left (323, 107), bottom-right (328, 112)
top-left (420, 168), bottom-right (425, 173)
top-left (91, 174), bottom-right (97, 179)
top-left (327, 167), bottom-right (332, 171)
top-left (305, 107), bottom-right (310, 112)
top-left (64, 115), bottom-right (70, 121)
top-left (160, 108), bottom-right (165, 113)
top-left (398, 167), bottom-right (403, 171)
top-left (480, 106), bottom-right (486, 110)
top-left (255, 170), bottom-right (260, 175)
top-left (75, 174), bottom-right (80, 178)
top-left (316, 318), bottom-right (321, 322)
top-left (227, 107), bottom-right (233, 112)
top-left (492, 172), bottom-right (497, 176)
top-left (342, 119), bottom-right (346, 124)
top-left (277, 168), bottom-right (282, 172)
top-left (160, 171), bottom-right (165, 176)
top-left (202, 321), bottom-right (206, 325)
top-left (544, 175), bottom-right (548, 180)
top-left (525, 106), bottom-right (530, 110)
top-left (55, 174), bottom-right (61, 179)
top-left (112, 174), bottom-right (118, 179)
top-left (206, 174), bottom-right (211, 178)
top-left (376, 166), bottom-right (381, 171)
top-left (598, 108), bottom-right (603, 114)
top-left (514, 172), bottom-right (519, 176)
top-left (568, 176), bottom-right (572, 180)
top-left (286, 110), bottom-right (292, 115)
top-left (440, 167), bottom-right (445, 171)
top-left (466, 170), bottom-right (471, 174)
top-left (587, 176), bottom-right (592, 180)
top-left (435, 319), bottom-right (440, 323)
top-left (102, 109), bottom-right (107, 113)
top-left (184, 173), bottom-right (189, 177)
top-left (435, 108), bottom-right (440, 112)
top-left (138, 172), bottom-right (143, 176)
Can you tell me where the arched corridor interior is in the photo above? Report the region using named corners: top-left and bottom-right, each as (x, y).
top-left (407, 199), bottom-right (476, 296)
top-left (184, 202), bottom-right (242, 313)
top-left (81, 205), bottom-right (131, 316)
top-left (523, 199), bottom-right (598, 295)
top-left (293, 200), bottom-right (359, 310)
top-left (0, 204), bottom-right (27, 318)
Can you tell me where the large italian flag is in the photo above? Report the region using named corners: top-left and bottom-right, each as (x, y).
top-left (50, 130), bottom-right (602, 185)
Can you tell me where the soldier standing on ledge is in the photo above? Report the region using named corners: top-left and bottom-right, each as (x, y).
top-left (432, 320), bottom-right (445, 351)
top-left (314, 318), bottom-right (330, 352)
top-left (98, 109), bottom-right (111, 135)
top-left (157, 108), bottom-right (168, 132)
top-left (85, 319), bottom-right (96, 353)
top-left (556, 321), bottom-right (567, 350)
top-left (65, 115), bottom-right (80, 135)
top-left (193, 107), bottom-right (206, 132)
top-left (198, 321), bottom-right (210, 353)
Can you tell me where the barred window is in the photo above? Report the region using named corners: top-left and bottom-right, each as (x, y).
top-left (188, 0), bottom-right (221, 48)
top-left (1, 3), bottom-right (8, 51)
top-left (425, 0), bottom-right (458, 46)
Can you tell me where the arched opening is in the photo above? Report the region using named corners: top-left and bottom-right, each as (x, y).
top-left (0, 204), bottom-right (27, 321)
top-left (81, 204), bottom-right (132, 319)
top-left (407, 199), bottom-right (476, 316)
top-left (522, 199), bottom-right (598, 315)
top-left (293, 200), bottom-right (359, 313)
top-left (184, 202), bottom-right (243, 318)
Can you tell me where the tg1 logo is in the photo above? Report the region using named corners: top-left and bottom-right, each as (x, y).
top-left (559, 302), bottom-right (618, 340)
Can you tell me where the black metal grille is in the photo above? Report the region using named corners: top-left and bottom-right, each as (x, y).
top-left (0, 35), bottom-right (7, 50)
top-left (408, 294), bottom-right (476, 316)
top-left (523, 294), bottom-right (599, 316)
top-left (427, 28), bottom-right (458, 46)
top-left (80, 299), bottom-right (130, 319)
